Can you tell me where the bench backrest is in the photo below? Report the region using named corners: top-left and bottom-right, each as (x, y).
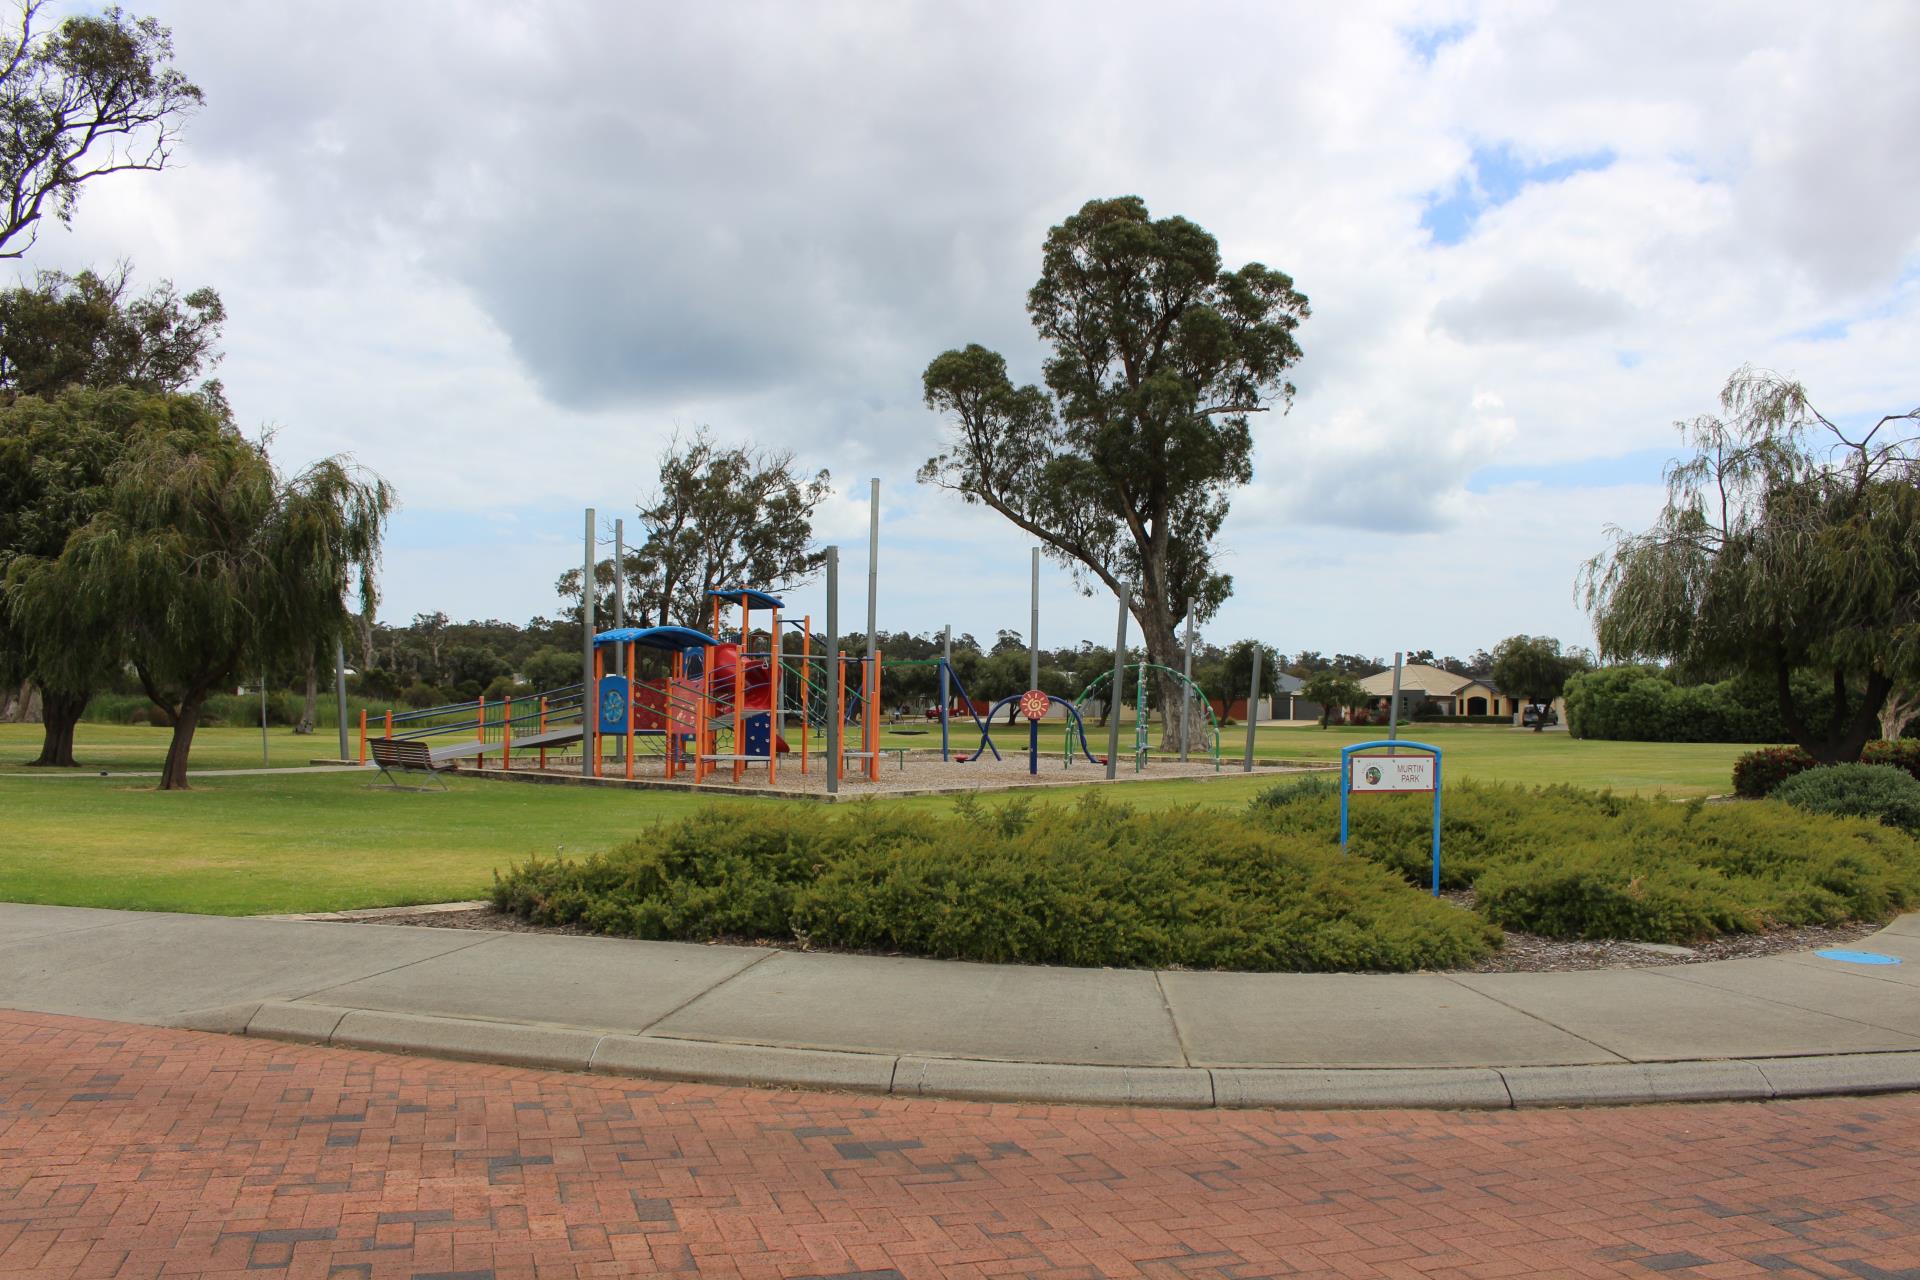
top-left (370, 738), bottom-right (435, 769)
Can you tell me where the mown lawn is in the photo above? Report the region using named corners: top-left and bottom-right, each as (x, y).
top-left (0, 719), bottom-right (1758, 917)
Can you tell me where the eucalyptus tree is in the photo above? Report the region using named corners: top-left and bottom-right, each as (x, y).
top-left (0, 1), bottom-right (202, 257)
top-left (9, 410), bottom-right (391, 788)
top-left (1584, 369), bottom-right (1920, 762)
top-left (920, 196), bottom-right (1308, 749)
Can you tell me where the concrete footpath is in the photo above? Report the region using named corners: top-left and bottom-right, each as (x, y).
top-left (2, 901), bottom-right (1917, 1109)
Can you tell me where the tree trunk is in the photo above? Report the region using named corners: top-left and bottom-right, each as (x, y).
top-left (158, 698), bottom-right (205, 790)
top-left (1880, 686), bottom-right (1920, 743)
top-left (1777, 657), bottom-right (1892, 763)
top-left (28, 687), bottom-right (87, 767)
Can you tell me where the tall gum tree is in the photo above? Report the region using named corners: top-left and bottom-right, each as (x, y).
top-left (1584, 368), bottom-right (1920, 763)
top-left (920, 197), bottom-right (1307, 748)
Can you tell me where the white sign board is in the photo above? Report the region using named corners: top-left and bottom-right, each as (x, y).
top-left (1349, 755), bottom-right (1434, 793)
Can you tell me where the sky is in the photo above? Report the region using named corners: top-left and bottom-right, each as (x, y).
top-left (16, 0), bottom-right (1919, 660)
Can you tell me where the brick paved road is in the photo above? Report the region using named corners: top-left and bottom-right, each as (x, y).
top-left (1, 1010), bottom-right (1916, 1279)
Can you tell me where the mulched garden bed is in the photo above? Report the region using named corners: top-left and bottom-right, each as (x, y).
top-left (339, 900), bottom-right (1891, 975)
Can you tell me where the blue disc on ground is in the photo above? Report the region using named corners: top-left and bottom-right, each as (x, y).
top-left (1814, 949), bottom-right (1902, 965)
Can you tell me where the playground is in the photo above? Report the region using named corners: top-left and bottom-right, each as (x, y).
top-left (353, 512), bottom-right (1245, 798)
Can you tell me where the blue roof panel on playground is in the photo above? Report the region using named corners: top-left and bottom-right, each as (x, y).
top-left (592, 626), bottom-right (718, 650)
top-left (706, 588), bottom-right (784, 609)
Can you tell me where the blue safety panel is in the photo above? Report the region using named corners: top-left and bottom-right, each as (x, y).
top-left (742, 712), bottom-right (774, 758)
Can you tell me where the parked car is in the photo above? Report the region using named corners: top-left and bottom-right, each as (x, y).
top-left (1521, 703), bottom-right (1559, 728)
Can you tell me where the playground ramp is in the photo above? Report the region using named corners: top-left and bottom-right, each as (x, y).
top-left (424, 724), bottom-right (582, 766)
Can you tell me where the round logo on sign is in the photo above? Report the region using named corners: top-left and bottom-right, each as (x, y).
top-left (1018, 688), bottom-right (1050, 721)
top-left (602, 688), bottom-right (627, 722)
top-left (1364, 765), bottom-right (1382, 785)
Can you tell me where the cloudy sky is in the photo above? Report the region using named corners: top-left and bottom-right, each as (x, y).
top-left (21, 1), bottom-right (1918, 659)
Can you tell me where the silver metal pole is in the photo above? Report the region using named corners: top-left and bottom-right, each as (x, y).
top-left (333, 638), bottom-right (350, 762)
top-left (1029, 546), bottom-right (1040, 690)
top-left (1242, 644), bottom-right (1261, 772)
top-left (1388, 650), bottom-right (1403, 754)
top-left (1106, 594), bottom-right (1126, 780)
top-left (940, 623), bottom-right (951, 761)
top-left (1179, 608), bottom-right (1194, 763)
top-left (826, 546), bottom-right (840, 796)
top-left (581, 508), bottom-right (594, 778)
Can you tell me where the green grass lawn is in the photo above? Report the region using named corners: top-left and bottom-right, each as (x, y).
top-left (0, 718), bottom-right (1758, 917)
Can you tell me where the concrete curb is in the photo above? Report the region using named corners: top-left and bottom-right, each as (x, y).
top-left (217, 1002), bottom-right (1920, 1109)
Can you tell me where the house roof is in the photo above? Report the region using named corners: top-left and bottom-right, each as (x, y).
top-left (1357, 663), bottom-right (1476, 697)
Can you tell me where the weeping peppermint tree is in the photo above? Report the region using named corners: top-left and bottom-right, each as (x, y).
top-left (1583, 368), bottom-right (1920, 763)
top-left (920, 196), bottom-right (1308, 749)
top-left (10, 406), bottom-right (390, 788)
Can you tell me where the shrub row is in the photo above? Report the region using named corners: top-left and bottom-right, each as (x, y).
top-left (1563, 665), bottom-right (1855, 743)
top-left (492, 795), bottom-right (1501, 973)
top-left (1250, 778), bottom-right (1920, 944)
top-left (82, 691), bottom-right (387, 730)
top-left (1775, 764), bottom-right (1920, 836)
top-left (1732, 739), bottom-right (1920, 797)
top-left (1409, 714), bottom-right (1512, 725)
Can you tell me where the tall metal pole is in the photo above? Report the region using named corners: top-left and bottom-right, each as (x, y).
top-left (940, 623), bottom-right (952, 761)
top-left (1105, 594), bottom-right (1126, 781)
top-left (1179, 608), bottom-right (1194, 763)
top-left (1242, 644), bottom-right (1261, 772)
top-left (333, 638), bottom-right (350, 762)
top-left (580, 508), bottom-right (595, 778)
top-left (1388, 650), bottom-right (1403, 755)
top-left (613, 518), bottom-right (625, 764)
top-left (825, 546), bottom-right (840, 796)
top-left (865, 478), bottom-right (878, 670)
top-left (1029, 547), bottom-right (1040, 689)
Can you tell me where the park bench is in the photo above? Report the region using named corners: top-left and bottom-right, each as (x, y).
top-left (369, 737), bottom-right (451, 791)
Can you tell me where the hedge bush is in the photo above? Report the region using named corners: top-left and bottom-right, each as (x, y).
top-left (491, 795), bottom-right (1501, 972)
top-left (1862, 738), bottom-right (1920, 782)
top-left (1410, 714), bottom-right (1512, 725)
top-left (1563, 665), bottom-right (1854, 742)
top-left (1775, 764), bottom-right (1920, 836)
top-left (1249, 779), bottom-right (1920, 942)
top-left (1732, 745), bottom-right (1818, 797)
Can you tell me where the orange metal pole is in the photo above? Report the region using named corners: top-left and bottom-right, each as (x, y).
top-left (477, 695), bottom-right (486, 742)
top-left (625, 642), bottom-right (635, 781)
top-left (800, 619), bottom-right (810, 774)
top-left (383, 709), bottom-right (392, 741)
top-left (358, 709), bottom-right (367, 764)
top-left (734, 596), bottom-right (746, 783)
top-left (502, 696), bottom-right (513, 771)
top-left (768, 605), bottom-right (779, 786)
top-left (665, 652), bottom-right (678, 781)
top-left (539, 696), bottom-right (548, 770)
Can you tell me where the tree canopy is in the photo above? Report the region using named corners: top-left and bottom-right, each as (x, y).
top-left (0, 2), bottom-right (202, 258)
top-left (0, 265), bottom-right (225, 407)
top-left (1299, 669), bottom-right (1365, 728)
top-left (920, 195), bottom-right (1307, 748)
top-left (561, 428), bottom-right (830, 632)
top-left (1489, 635), bottom-right (1587, 729)
top-left (1583, 368), bottom-right (1920, 761)
top-left (8, 410), bottom-right (391, 787)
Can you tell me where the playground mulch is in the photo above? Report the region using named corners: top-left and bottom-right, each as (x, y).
top-left (472, 748), bottom-right (1263, 798)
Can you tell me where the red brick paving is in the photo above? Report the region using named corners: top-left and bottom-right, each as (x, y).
top-left (1, 1010), bottom-right (1917, 1279)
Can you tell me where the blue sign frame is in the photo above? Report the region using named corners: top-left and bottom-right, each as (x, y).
top-left (1339, 739), bottom-right (1443, 897)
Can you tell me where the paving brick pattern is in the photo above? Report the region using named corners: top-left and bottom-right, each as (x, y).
top-left (1, 1010), bottom-right (1917, 1279)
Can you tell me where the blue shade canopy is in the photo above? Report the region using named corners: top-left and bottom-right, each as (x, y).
top-left (593, 626), bottom-right (717, 651)
top-left (706, 587), bottom-right (784, 609)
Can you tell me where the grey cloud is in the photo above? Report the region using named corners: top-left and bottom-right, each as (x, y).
top-left (1431, 270), bottom-right (1632, 343)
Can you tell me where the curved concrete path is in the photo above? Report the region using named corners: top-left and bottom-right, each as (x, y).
top-left (1, 901), bottom-right (1916, 1108)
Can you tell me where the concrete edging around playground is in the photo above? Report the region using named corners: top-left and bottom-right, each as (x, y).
top-left (192, 999), bottom-right (1920, 1110)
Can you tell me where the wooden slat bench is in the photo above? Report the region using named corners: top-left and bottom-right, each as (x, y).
top-left (369, 738), bottom-right (451, 790)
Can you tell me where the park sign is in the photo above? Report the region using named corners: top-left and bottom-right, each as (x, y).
top-left (1338, 740), bottom-right (1443, 897)
top-left (1349, 755), bottom-right (1434, 792)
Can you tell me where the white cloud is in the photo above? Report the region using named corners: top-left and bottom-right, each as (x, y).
top-left (11, 0), bottom-right (1915, 656)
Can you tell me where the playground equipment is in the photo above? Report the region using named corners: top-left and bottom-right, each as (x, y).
top-left (1072, 662), bottom-right (1222, 772)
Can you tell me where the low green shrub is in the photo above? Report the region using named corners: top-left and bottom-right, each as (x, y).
top-left (492, 795), bottom-right (1501, 972)
top-left (1248, 777), bottom-right (1920, 943)
top-left (1732, 745), bottom-right (1818, 797)
top-left (1410, 714), bottom-right (1511, 724)
top-left (1563, 665), bottom-right (1855, 742)
top-left (1775, 764), bottom-right (1920, 836)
